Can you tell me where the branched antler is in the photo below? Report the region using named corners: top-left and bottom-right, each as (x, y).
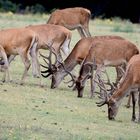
top-left (57, 60), bottom-right (76, 88)
top-left (95, 74), bottom-right (111, 107)
top-left (40, 44), bottom-right (58, 78)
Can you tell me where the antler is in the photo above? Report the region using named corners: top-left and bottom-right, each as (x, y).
top-left (95, 74), bottom-right (110, 107)
top-left (57, 60), bottom-right (76, 88)
top-left (101, 69), bottom-right (117, 93)
top-left (40, 44), bottom-right (58, 78)
top-left (82, 57), bottom-right (97, 79)
top-left (118, 65), bottom-right (125, 75)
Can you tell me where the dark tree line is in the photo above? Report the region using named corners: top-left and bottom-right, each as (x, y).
top-left (1, 0), bottom-right (140, 23)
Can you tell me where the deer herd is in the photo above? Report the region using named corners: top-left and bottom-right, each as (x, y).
top-left (0, 7), bottom-right (140, 123)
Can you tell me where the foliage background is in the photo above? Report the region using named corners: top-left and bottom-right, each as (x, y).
top-left (0, 0), bottom-right (140, 22)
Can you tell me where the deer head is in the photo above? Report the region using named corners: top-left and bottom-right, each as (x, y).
top-left (95, 75), bottom-right (118, 120)
top-left (51, 60), bottom-right (76, 89)
top-left (40, 46), bottom-right (76, 89)
top-left (76, 58), bottom-right (97, 97)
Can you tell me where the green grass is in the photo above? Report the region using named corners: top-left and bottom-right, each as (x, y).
top-left (0, 12), bottom-right (140, 140)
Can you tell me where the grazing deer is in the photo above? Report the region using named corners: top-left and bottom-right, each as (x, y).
top-left (47, 7), bottom-right (91, 37)
top-left (41, 37), bottom-right (93, 88)
top-left (41, 36), bottom-right (138, 90)
top-left (0, 27), bottom-right (38, 84)
top-left (96, 54), bottom-right (140, 122)
top-left (75, 36), bottom-right (139, 98)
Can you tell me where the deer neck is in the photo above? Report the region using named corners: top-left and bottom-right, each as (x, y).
top-left (59, 56), bottom-right (78, 77)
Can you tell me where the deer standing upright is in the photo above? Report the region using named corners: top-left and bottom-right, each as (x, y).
top-left (47, 7), bottom-right (91, 37)
top-left (0, 27), bottom-right (38, 84)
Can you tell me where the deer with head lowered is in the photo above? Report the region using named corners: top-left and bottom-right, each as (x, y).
top-left (96, 54), bottom-right (140, 122)
top-left (47, 7), bottom-right (91, 38)
top-left (75, 36), bottom-right (139, 98)
top-left (0, 27), bottom-right (39, 84)
top-left (41, 36), bottom-right (138, 91)
top-left (41, 37), bottom-right (96, 89)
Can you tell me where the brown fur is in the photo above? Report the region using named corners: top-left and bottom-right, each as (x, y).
top-left (76, 36), bottom-right (139, 98)
top-left (107, 55), bottom-right (140, 122)
top-left (26, 24), bottom-right (72, 78)
top-left (51, 36), bottom-right (132, 89)
top-left (0, 27), bottom-right (38, 83)
top-left (47, 7), bottom-right (91, 37)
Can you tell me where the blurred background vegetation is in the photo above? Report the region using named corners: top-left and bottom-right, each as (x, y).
top-left (0, 0), bottom-right (140, 23)
top-left (0, 0), bottom-right (45, 13)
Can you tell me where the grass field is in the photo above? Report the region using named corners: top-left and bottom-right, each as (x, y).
top-left (0, 12), bottom-right (140, 140)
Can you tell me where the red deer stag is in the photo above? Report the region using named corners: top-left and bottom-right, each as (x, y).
top-left (0, 27), bottom-right (38, 84)
top-left (47, 7), bottom-right (91, 38)
top-left (41, 36), bottom-right (138, 91)
top-left (96, 54), bottom-right (140, 122)
top-left (41, 37), bottom-right (94, 89)
top-left (75, 36), bottom-right (139, 98)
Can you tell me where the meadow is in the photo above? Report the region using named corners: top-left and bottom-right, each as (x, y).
top-left (0, 12), bottom-right (140, 140)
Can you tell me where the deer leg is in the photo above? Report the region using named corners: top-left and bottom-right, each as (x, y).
top-left (8, 55), bottom-right (16, 64)
top-left (20, 51), bottom-right (31, 85)
top-left (116, 67), bottom-right (123, 84)
top-left (1, 60), bottom-right (11, 82)
top-left (131, 91), bottom-right (136, 122)
top-left (0, 46), bottom-right (11, 82)
top-left (90, 69), bottom-right (96, 98)
top-left (0, 55), bottom-right (16, 72)
top-left (138, 88), bottom-right (140, 123)
top-left (77, 27), bottom-right (87, 38)
top-left (29, 42), bottom-right (40, 78)
top-left (35, 51), bottom-right (43, 86)
top-left (126, 94), bottom-right (131, 108)
top-left (60, 37), bottom-right (71, 57)
top-left (80, 26), bottom-right (89, 37)
top-left (52, 43), bottom-right (63, 63)
top-left (30, 49), bottom-right (43, 86)
top-left (82, 25), bottom-right (91, 37)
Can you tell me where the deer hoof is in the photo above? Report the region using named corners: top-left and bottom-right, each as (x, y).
top-left (77, 95), bottom-right (83, 98)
